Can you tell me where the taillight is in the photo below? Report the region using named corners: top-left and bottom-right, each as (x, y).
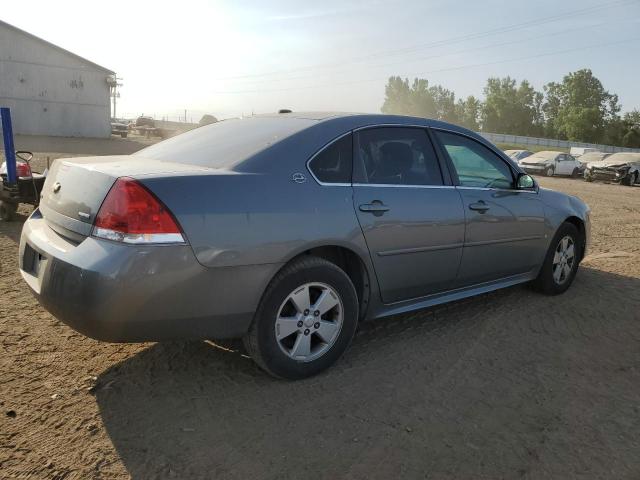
top-left (92, 177), bottom-right (185, 244)
top-left (16, 160), bottom-right (32, 178)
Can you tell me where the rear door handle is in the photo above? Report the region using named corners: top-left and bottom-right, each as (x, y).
top-left (469, 201), bottom-right (490, 213)
top-left (359, 201), bottom-right (390, 215)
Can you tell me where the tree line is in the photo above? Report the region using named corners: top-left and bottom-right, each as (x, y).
top-left (381, 69), bottom-right (640, 147)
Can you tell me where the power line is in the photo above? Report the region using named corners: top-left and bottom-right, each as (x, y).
top-left (212, 0), bottom-right (635, 82)
top-left (226, 19), bottom-right (610, 86)
top-left (211, 35), bottom-right (640, 94)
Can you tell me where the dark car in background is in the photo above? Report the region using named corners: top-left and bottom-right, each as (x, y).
top-left (583, 152), bottom-right (640, 185)
top-left (110, 119), bottom-right (129, 138)
top-left (19, 113), bottom-right (591, 379)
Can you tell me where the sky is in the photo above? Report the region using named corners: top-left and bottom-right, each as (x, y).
top-left (3, 0), bottom-right (640, 121)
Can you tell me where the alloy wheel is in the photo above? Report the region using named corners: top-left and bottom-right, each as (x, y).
top-left (552, 235), bottom-right (575, 285)
top-left (274, 282), bottom-right (344, 362)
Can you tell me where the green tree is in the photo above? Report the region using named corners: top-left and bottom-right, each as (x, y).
top-left (481, 77), bottom-right (543, 136)
top-left (543, 69), bottom-right (620, 143)
top-left (456, 96), bottom-right (482, 131)
top-left (381, 76), bottom-right (460, 124)
top-left (620, 109), bottom-right (640, 147)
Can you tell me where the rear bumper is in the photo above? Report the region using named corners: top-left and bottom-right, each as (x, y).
top-left (19, 212), bottom-right (281, 342)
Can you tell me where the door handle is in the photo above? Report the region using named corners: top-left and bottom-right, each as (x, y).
top-left (468, 201), bottom-right (490, 213)
top-left (359, 201), bottom-right (390, 215)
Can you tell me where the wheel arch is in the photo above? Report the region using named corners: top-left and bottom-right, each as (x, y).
top-left (268, 244), bottom-right (373, 321)
top-left (563, 215), bottom-right (586, 261)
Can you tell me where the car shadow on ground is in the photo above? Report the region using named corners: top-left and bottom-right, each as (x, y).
top-left (95, 266), bottom-right (640, 479)
top-left (0, 213), bottom-right (29, 244)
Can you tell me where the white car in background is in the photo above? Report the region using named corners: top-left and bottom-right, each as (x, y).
top-left (519, 151), bottom-right (582, 177)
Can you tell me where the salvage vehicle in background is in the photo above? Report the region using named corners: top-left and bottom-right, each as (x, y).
top-left (18, 113), bottom-right (591, 379)
top-left (520, 150), bottom-right (582, 177)
top-left (0, 151), bottom-right (46, 221)
top-left (569, 147), bottom-right (599, 158)
top-left (504, 149), bottom-right (533, 163)
top-left (577, 151), bottom-right (610, 167)
top-left (110, 119), bottom-right (129, 138)
top-left (583, 152), bottom-right (640, 185)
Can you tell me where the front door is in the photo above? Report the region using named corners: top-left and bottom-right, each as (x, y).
top-left (555, 154), bottom-right (570, 175)
top-left (432, 129), bottom-right (546, 286)
top-left (352, 127), bottom-right (465, 303)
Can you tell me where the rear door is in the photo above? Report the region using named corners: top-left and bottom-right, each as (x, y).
top-left (352, 127), bottom-right (465, 303)
top-left (431, 130), bottom-right (546, 286)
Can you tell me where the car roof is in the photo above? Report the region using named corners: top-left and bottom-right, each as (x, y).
top-left (253, 111), bottom-right (481, 137)
top-left (529, 150), bottom-right (563, 157)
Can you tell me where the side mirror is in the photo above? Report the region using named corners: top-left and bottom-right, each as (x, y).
top-left (516, 173), bottom-right (535, 190)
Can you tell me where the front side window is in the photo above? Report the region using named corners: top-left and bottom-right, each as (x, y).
top-left (434, 131), bottom-right (514, 189)
top-left (356, 128), bottom-right (443, 186)
top-left (308, 134), bottom-right (353, 184)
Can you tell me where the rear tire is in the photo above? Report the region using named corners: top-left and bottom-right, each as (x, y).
top-left (0, 201), bottom-right (17, 221)
top-left (243, 256), bottom-right (359, 380)
top-left (531, 222), bottom-right (581, 295)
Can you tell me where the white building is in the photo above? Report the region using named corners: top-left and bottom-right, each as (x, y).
top-left (0, 20), bottom-right (113, 138)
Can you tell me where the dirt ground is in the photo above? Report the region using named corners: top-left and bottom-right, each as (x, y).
top-left (1, 161), bottom-right (639, 478)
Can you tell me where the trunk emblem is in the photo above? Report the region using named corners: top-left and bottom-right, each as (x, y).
top-left (52, 182), bottom-right (61, 193)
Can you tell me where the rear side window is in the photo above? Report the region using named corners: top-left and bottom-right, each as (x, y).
top-left (434, 130), bottom-right (513, 189)
top-left (356, 128), bottom-right (443, 186)
top-left (135, 116), bottom-right (314, 168)
top-left (308, 134), bottom-right (353, 184)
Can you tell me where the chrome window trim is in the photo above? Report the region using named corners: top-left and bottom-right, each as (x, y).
top-left (353, 183), bottom-right (455, 189)
top-left (430, 127), bottom-right (540, 194)
top-left (455, 186), bottom-right (538, 194)
top-left (353, 124), bottom-right (449, 188)
top-left (306, 131), bottom-right (353, 186)
top-left (353, 123), bottom-right (430, 132)
top-left (429, 126), bottom-right (511, 161)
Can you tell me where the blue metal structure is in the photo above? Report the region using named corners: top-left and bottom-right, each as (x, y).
top-left (1, 107), bottom-right (17, 184)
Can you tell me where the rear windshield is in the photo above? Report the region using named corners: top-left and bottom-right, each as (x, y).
top-left (135, 116), bottom-right (314, 168)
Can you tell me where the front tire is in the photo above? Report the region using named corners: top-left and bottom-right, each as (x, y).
top-left (244, 256), bottom-right (359, 379)
top-left (625, 172), bottom-right (637, 186)
top-left (532, 222), bottom-right (581, 295)
top-left (545, 166), bottom-right (554, 177)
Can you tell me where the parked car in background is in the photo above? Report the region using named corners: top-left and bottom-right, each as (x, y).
top-left (583, 152), bottom-right (640, 185)
top-left (19, 113), bottom-right (591, 379)
top-left (577, 151), bottom-right (609, 168)
top-left (135, 116), bottom-right (155, 128)
top-left (504, 149), bottom-right (534, 163)
top-left (520, 151), bottom-right (582, 177)
top-left (110, 119), bottom-right (128, 138)
top-left (570, 147), bottom-right (599, 158)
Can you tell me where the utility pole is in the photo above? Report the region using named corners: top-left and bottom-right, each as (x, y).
top-left (108, 75), bottom-right (123, 119)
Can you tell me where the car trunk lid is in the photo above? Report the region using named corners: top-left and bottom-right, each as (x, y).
top-left (40, 155), bottom-right (211, 240)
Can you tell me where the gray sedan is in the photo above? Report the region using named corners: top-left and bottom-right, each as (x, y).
top-left (19, 113), bottom-right (591, 379)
